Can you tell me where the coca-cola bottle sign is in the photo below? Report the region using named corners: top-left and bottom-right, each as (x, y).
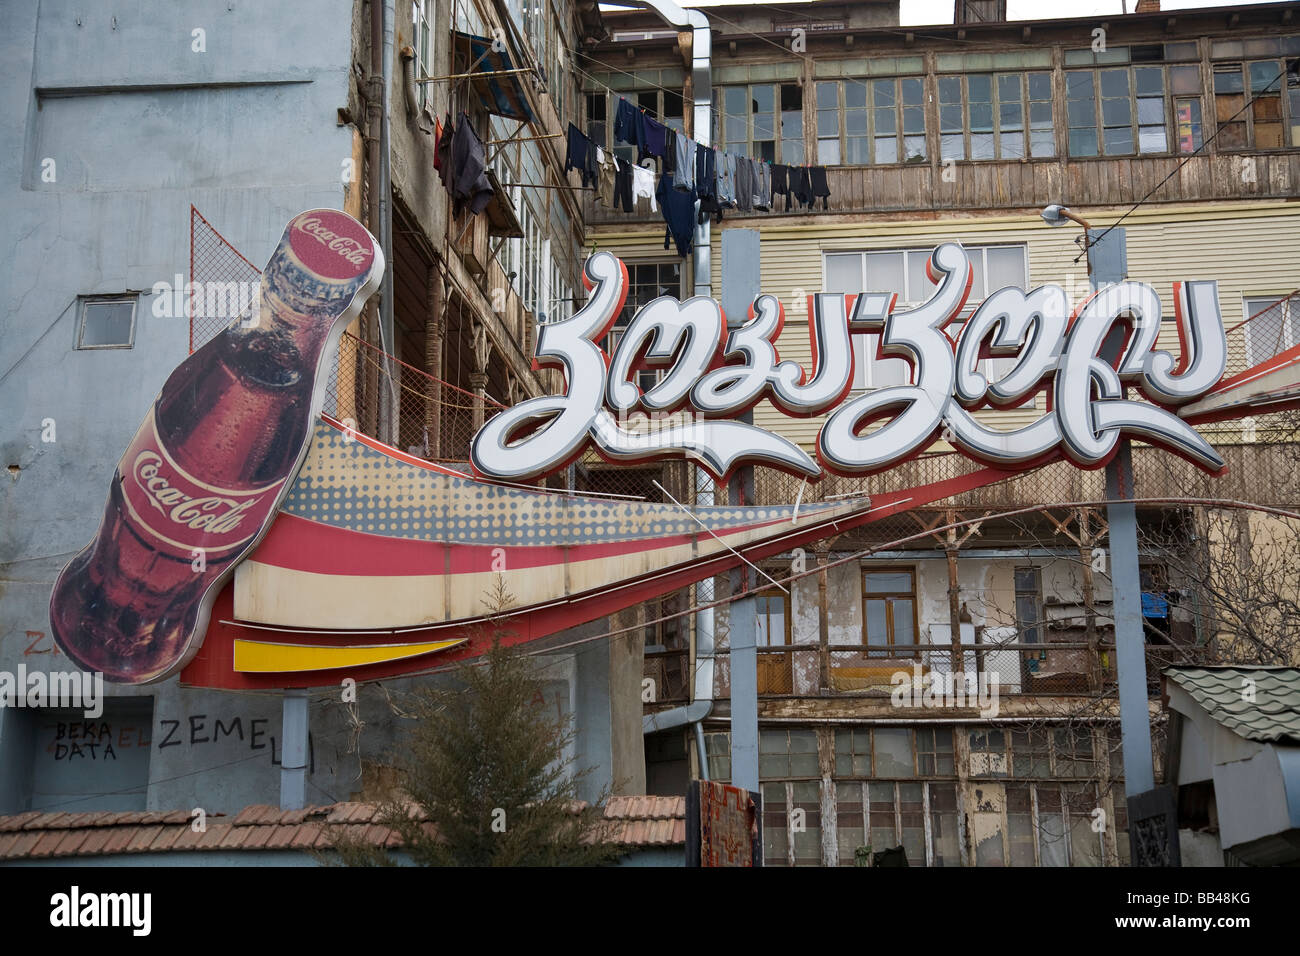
top-left (49, 210), bottom-right (383, 685)
top-left (290, 211), bottom-right (376, 279)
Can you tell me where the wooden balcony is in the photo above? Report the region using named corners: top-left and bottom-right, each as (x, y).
top-left (583, 151), bottom-right (1300, 225)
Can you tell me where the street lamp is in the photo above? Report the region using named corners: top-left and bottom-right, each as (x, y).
top-left (1039, 203), bottom-right (1091, 231)
top-left (1041, 204), bottom-right (1095, 276)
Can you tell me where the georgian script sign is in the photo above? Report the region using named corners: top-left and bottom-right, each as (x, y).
top-left (471, 244), bottom-right (1229, 482)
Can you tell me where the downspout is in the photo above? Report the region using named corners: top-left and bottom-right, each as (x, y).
top-left (637, 6), bottom-right (715, 783)
top-left (379, 0), bottom-right (397, 445)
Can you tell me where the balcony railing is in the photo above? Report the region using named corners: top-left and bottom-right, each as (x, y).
top-left (704, 640), bottom-right (1203, 700)
top-left (583, 152), bottom-right (1300, 224)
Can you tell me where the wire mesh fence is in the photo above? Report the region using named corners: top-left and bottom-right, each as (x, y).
top-left (189, 205), bottom-right (262, 353)
top-left (1224, 290), bottom-right (1299, 378)
top-left (324, 330), bottom-right (505, 463)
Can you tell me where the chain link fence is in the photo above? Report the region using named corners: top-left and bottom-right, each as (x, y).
top-left (189, 205), bottom-right (262, 353)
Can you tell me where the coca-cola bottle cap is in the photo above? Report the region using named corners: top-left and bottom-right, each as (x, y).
top-left (288, 209), bottom-right (376, 282)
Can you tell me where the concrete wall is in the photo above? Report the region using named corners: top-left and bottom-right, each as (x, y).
top-left (0, 0), bottom-right (367, 815)
top-left (0, 0), bottom-right (622, 816)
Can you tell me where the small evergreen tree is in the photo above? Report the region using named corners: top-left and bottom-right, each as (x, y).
top-left (336, 584), bottom-right (623, 866)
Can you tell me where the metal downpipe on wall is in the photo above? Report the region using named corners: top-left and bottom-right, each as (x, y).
top-left (632, 4), bottom-right (716, 783)
top-left (379, 0), bottom-right (398, 445)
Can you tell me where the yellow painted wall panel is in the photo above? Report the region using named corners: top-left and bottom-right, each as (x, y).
top-left (586, 204), bottom-right (1300, 453)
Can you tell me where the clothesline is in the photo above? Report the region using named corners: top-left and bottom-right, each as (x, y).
top-left (564, 96), bottom-right (832, 259)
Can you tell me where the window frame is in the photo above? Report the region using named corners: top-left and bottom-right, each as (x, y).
top-left (754, 584), bottom-right (792, 648)
top-left (1242, 294), bottom-right (1299, 366)
top-left (861, 566), bottom-right (919, 657)
top-left (938, 70), bottom-right (1054, 162)
top-left (834, 778), bottom-right (959, 867)
top-left (1067, 63), bottom-right (1180, 158)
top-left (588, 88), bottom-right (685, 164)
top-left (412, 0), bottom-right (433, 110)
top-left (602, 259), bottom-right (683, 394)
top-left (76, 295), bottom-right (138, 350)
top-left (717, 82), bottom-right (802, 164)
top-left (824, 245), bottom-right (1029, 392)
top-left (1212, 58), bottom-right (1294, 152)
top-left (1014, 565), bottom-right (1045, 645)
top-left (816, 74), bottom-right (927, 167)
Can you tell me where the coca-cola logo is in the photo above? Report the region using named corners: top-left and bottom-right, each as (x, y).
top-left (132, 452), bottom-right (262, 535)
top-left (294, 217), bottom-right (372, 266)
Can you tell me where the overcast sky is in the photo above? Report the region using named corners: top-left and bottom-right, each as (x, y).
top-left (680, 0), bottom-right (1276, 26)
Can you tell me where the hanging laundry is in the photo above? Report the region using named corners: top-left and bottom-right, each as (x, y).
top-left (793, 166), bottom-right (814, 209)
top-left (631, 162), bottom-right (657, 212)
top-left (434, 114), bottom-right (451, 189)
top-left (810, 166), bottom-right (831, 210)
top-left (613, 156), bottom-right (635, 213)
top-left (657, 172), bottom-right (695, 259)
top-left (565, 123), bottom-right (597, 188)
top-left (735, 156), bottom-right (754, 213)
top-left (614, 98), bottom-right (644, 155)
top-left (771, 164), bottom-right (792, 211)
top-left (751, 160), bottom-right (768, 211)
top-left (596, 147), bottom-right (616, 207)
top-left (448, 111), bottom-right (494, 217)
top-left (717, 152), bottom-right (737, 207)
top-left (696, 144), bottom-right (721, 224)
top-left (663, 127), bottom-right (677, 177)
top-left (642, 115), bottom-right (669, 166)
top-left (674, 134), bottom-right (696, 193)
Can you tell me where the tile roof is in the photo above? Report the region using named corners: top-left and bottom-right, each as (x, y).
top-left (0, 796), bottom-right (685, 863)
top-left (1165, 666), bottom-right (1300, 744)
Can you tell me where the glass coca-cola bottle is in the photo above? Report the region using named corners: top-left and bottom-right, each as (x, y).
top-left (50, 209), bottom-right (382, 683)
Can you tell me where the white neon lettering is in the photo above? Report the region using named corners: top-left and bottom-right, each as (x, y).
top-left (468, 245), bottom-right (1230, 483)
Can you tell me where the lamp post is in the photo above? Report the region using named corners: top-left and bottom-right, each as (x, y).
top-left (1040, 204), bottom-right (1094, 272)
top-left (1040, 205), bottom-right (1157, 863)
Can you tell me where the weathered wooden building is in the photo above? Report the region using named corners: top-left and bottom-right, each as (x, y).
top-left (574, 0), bottom-right (1300, 865)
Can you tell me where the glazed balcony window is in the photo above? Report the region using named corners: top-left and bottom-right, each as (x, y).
top-left (716, 82), bottom-right (803, 163)
top-left (816, 75), bottom-right (925, 166)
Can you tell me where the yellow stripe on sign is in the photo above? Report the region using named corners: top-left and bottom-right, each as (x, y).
top-left (234, 638), bottom-right (466, 673)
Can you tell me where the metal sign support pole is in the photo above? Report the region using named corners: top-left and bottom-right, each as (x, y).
top-left (280, 688), bottom-right (309, 811)
top-left (722, 229), bottom-right (761, 797)
top-left (1088, 227), bottom-right (1157, 850)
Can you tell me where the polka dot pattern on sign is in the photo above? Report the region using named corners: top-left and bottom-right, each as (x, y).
top-left (279, 423), bottom-right (842, 545)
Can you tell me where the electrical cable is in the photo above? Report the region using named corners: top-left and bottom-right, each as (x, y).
top-left (403, 494), bottom-right (1300, 674)
top-left (1085, 64), bottom-right (1290, 253)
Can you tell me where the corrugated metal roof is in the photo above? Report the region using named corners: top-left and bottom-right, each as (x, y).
top-left (0, 796), bottom-right (685, 862)
top-left (1166, 666), bottom-right (1300, 744)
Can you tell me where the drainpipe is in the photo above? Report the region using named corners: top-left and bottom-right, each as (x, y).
top-left (635, 4), bottom-right (716, 782)
top-left (379, 0), bottom-right (397, 445)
